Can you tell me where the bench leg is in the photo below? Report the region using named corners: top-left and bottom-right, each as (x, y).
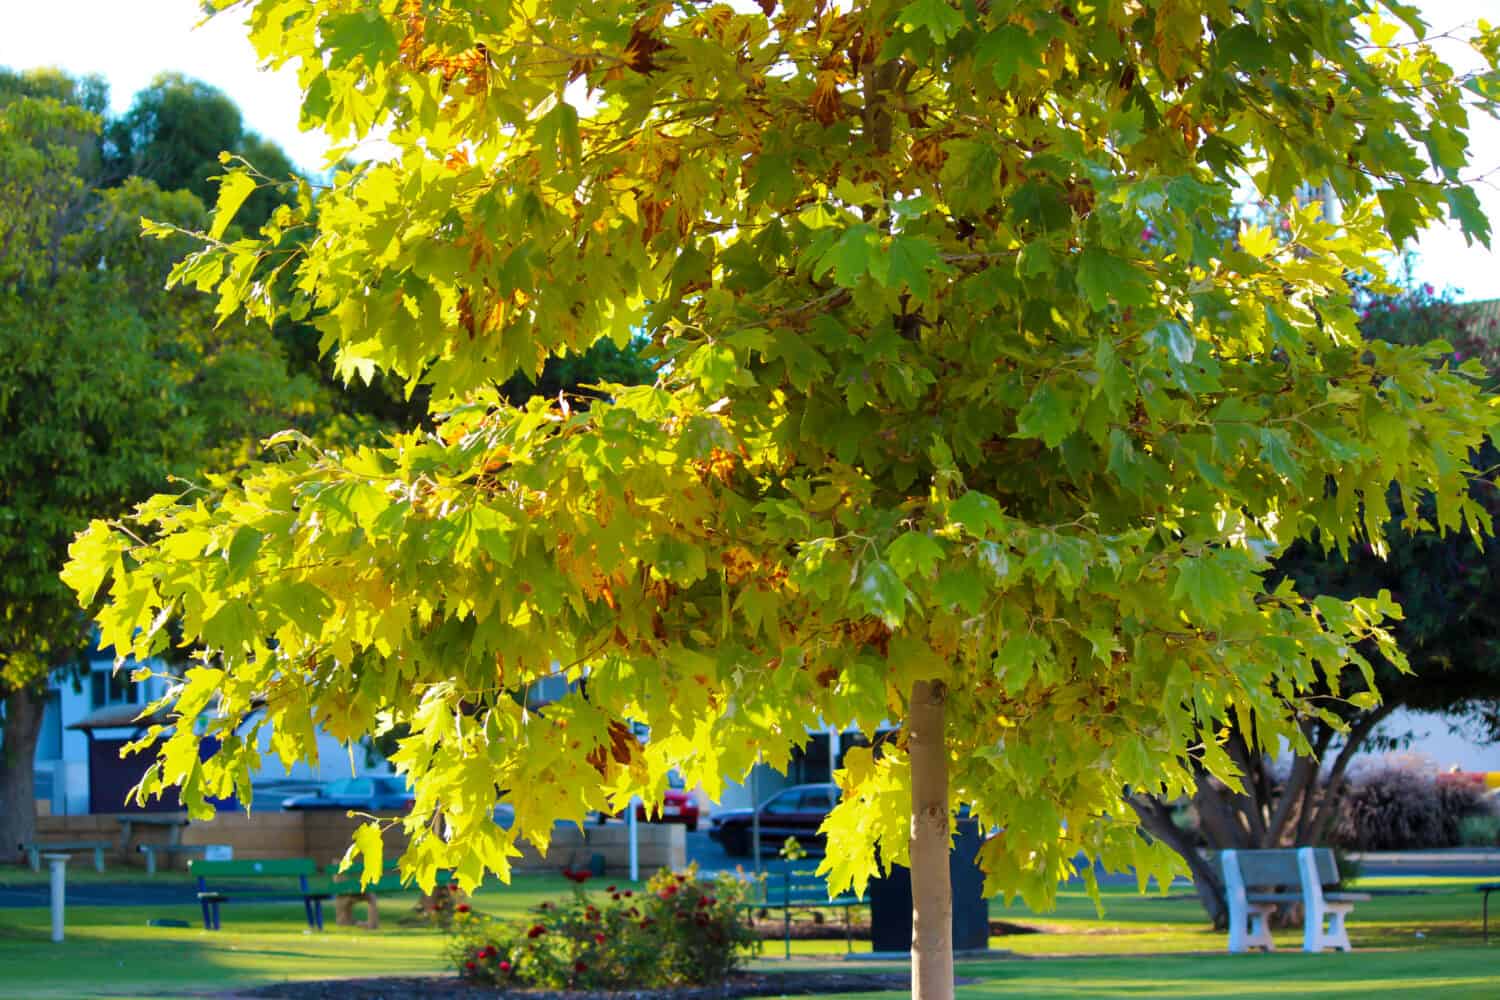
top-left (1228, 903), bottom-right (1274, 953)
top-left (784, 905), bottom-right (791, 960)
top-left (26, 847), bottom-right (39, 873)
top-left (143, 849), bottom-right (156, 877)
top-left (93, 846), bottom-right (104, 874)
top-left (1304, 903), bottom-right (1353, 953)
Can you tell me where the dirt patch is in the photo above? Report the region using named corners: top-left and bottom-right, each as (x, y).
top-left (227, 971), bottom-right (911, 999)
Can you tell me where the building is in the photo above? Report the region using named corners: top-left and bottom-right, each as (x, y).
top-left (33, 653), bottom-right (389, 816)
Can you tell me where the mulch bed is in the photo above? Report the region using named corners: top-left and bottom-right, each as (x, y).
top-left (228, 971), bottom-right (910, 999)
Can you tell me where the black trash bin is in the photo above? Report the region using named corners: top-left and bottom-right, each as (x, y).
top-left (868, 816), bottom-right (989, 953)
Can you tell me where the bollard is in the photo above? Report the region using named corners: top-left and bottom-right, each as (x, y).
top-left (627, 797), bottom-right (640, 883)
top-left (43, 853), bottom-right (69, 943)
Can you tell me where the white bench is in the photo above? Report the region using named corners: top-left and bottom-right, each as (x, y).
top-left (1221, 847), bottom-right (1370, 953)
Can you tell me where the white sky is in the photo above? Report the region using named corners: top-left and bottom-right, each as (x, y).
top-left (2, 0), bottom-right (1500, 298)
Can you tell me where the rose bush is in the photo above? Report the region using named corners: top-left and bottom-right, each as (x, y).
top-left (447, 864), bottom-right (757, 989)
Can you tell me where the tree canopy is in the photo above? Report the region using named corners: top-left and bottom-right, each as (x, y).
top-left (0, 70), bottom-right (328, 853)
top-left (64, 3), bottom-right (1500, 991)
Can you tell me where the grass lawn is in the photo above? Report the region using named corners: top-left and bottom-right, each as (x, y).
top-left (0, 871), bottom-right (1496, 998)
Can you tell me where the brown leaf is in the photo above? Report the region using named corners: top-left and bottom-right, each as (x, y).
top-left (623, 25), bottom-right (669, 74)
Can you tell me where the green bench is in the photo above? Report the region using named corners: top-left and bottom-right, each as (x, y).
top-left (190, 858), bottom-right (331, 931)
top-left (741, 868), bottom-right (866, 958)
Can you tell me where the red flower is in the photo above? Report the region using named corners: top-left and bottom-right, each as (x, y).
top-left (456, 903), bottom-right (470, 913)
top-left (594, 932), bottom-right (606, 944)
top-left (563, 867), bottom-right (593, 883)
top-left (499, 960), bottom-right (512, 973)
top-left (659, 885), bottom-right (678, 899)
top-left (605, 885), bottom-right (617, 892)
top-left (623, 890), bottom-right (633, 898)
top-left (465, 961), bottom-right (476, 971)
top-left (575, 960), bottom-right (588, 973)
top-left (527, 924), bottom-right (547, 939)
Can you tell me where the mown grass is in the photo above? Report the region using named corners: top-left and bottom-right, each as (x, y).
top-left (0, 871), bottom-right (1495, 998)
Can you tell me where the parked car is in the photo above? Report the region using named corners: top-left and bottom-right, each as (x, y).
top-left (707, 782), bottom-right (840, 857)
top-left (598, 771), bottom-right (701, 831)
top-left (281, 776), bottom-right (414, 812)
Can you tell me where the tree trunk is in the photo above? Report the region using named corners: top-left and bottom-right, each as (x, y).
top-left (1129, 794), bottom-right (1229, 928)
top-left (908, 679), bottom-right (953, 1000)
top-left (0, 686), bottom-right (44, 862)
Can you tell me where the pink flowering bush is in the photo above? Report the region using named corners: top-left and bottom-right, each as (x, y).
top-left (446, 864), bottom-right (756, 989)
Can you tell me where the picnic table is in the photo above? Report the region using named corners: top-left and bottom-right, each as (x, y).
top-left (23, 840), bottom-right (108, 873)
top-left (110, 813), bottom-right (199, 875)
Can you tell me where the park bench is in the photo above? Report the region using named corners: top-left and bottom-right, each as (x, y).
top-left (1221, 847), bottom-right (1369, 953)
top-left (741, 869), bottom-right (866, 959)
top-left (137, 842), bottom-right (210, 876)
top-left (23, 840), bottom-right (109, 873)
top-left (189, 858), bottom-right (331, 931)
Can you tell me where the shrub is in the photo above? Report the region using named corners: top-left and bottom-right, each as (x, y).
top-left (446, 864), bottom-right (758, 990)
top-left (1459, 813), bottom-right (1500, 847)
top-left (1332, 763), bottom-right (1494, 851)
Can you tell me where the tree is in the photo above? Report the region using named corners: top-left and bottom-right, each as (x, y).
top-left (104, 72), bottom-right (299, 233)
top-left (65, 5), bottom-right (1500, 996)
top-left (0, 75), bottom-right (323, 854)
top-left (1130, 279), bottom-right (1500, 926)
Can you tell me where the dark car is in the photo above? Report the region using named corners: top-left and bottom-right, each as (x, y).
top-left (281, 776), bottom-right (414, 812)
top-left (707, 782), bottom-right (840, 857)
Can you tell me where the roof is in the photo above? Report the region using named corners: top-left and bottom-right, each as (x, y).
top-left (66, 703), bottom-right (171, 732)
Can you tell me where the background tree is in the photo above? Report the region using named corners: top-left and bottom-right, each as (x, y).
top-left (66, 5), bottom-right (1500, 996)
top-left (0, 72), bottom-right (324, 855)
top-left (1130, 277), bottom-right (1500, 926)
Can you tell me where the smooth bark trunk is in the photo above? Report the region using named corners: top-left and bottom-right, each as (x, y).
top-left (909, 679), bottom-right (953, 1000)
top-left (1129, 794), bottom-right (1228, 927)
top-left (0, 686), bottom-right (44, 862)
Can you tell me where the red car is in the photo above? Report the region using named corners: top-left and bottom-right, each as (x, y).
top-left (600, 771), bottom-right (701, 831)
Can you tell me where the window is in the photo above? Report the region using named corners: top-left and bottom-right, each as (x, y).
top-left (89, 669), bottom-right (136, 709)
top-left (762, 790), bottom-right (801, 815)
top-left (798, 788), bottom-right (835, 810)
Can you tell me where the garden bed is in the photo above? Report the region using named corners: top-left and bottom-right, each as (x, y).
top-left (232, 970), bottom-right (911, 998)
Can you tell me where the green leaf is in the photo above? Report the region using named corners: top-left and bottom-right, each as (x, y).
top-left (225, 526), bottom-right (262, 583)
top-left (855, 560), bottom-right (908, 626)
top-left (1076, 249), bottom-right (1152, 311)
top-left (209, 170), bottom-right (258, 241)
top-left (62, 521), bottom-right (122, 607)
top-left (897, 0), bottom-right (964, 43)
top-left (1171, 552), bottom-right (1238, 625)
top-left (1445, 186), bottom-right (1491, 248)
top-left (882, 236), bottom-right (946, 299)
top-left (1015, 383), bottom-right (1078, 448)
top-left (816, 224), bottom-right (880, 288)
top-left (975, 25), bottom-right (1040, 87)
top-left (886, 531), bottom-right (944, 580)
top-left (948, 491), bottom-right (1006, 537)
